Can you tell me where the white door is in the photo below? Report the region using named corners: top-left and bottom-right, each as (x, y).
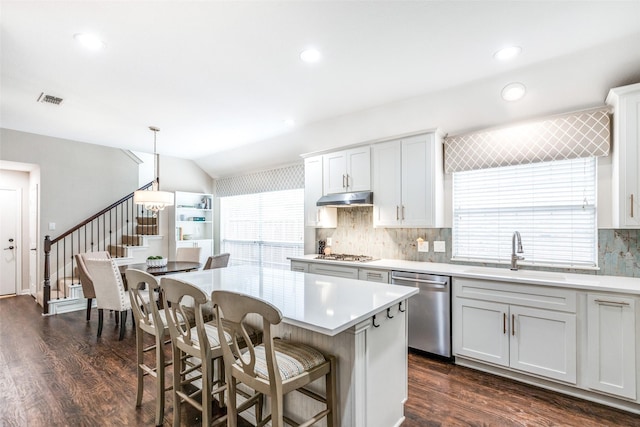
top-left (0, 188), bottom-right (20, 295)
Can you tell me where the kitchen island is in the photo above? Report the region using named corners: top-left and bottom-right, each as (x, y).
top-left (171, 265), bottom-right (418, 427)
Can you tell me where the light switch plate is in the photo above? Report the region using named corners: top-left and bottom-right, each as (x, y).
top-left (49, 222), bottom-right (56, 231)
top-left (434, 241), bottom-right (446, 253)
top-left (326, 237), bottom-right (332, 246)
top-left (418, 241), bottom-right (429, 252)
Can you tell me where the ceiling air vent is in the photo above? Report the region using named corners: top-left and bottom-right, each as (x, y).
top-left (37, 92), bottom-right (63, 105)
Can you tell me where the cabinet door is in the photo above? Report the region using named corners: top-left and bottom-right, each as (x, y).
top-left (620, 92), bottom-right (640, 227)
top-left (372, 141), bottom-right (402, 227)
top-left (509, 306), bottom-right (576, 384)
top-left (453, 298), bottom-right (509, 367)
top-left (346, 146), bottom-right (371, 192)
top-left (309, 263), bottom-right (359, 280)
top-left (401, 134), bottom-right (432, 227)
top-left (587, 294), bottom-right (636, 399)
top-left (323, 152), bottom-right (348, 194)
top-left (304, 156), bottom-right (323, 226)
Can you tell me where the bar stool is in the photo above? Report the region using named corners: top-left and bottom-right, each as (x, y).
top-left (126, 269), bottom-right (174, 426)
top-left (161, 277), bottom-right (260, 427)
top-left (212, 290), bottom-right (337, 427)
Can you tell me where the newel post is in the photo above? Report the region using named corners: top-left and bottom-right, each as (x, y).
top-left (43, 235), bottom-right (51, 315)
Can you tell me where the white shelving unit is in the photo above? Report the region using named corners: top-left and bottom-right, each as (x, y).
top-left (169, 191), bottom-right (213, 265)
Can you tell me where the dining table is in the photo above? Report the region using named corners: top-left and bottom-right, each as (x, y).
top-left (121, 261), bottom-right (202, 276)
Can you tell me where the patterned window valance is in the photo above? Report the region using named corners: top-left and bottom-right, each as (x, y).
top-left (444, 108), bottom-right (610, 173)
top-left (215, 163), bottom-right (304, 197)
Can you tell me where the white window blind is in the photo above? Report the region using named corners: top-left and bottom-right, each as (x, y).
top-left (220, 189), bottom-right (304, 269)
top-left (452, 157), bottom-right (597, 268)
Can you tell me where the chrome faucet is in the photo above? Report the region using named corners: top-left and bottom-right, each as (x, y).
top-left (511, 231), bottom-right (525, 271)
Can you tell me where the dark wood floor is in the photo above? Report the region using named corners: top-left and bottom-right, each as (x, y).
top-left (1, 295), bottom-right (638, 426)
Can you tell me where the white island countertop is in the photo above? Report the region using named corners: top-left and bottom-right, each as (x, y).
top-left (169, 265), bottom-right (418, 336)
top-left (290, 255), bottom-right (640, 295)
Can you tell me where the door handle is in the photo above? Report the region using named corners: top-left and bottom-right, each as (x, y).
top-left (4, 246), bottom-right (15, 250)
top-left (512, 314), bottom-right (515, 336)
top-left (31, 248), bottom-right (37, 251)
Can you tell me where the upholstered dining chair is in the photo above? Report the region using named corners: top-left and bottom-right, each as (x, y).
top-left (84, 258), bottom-right (131, 340)
top-left (126, 269), bottom-right (173, 427)
top-left (203, 253), bottom-right (230, 270)
top-left (175, 246), bottom-right (202, 263)
top-left (212, 290), bottom-right (337, 427)
top-left (75, 251), bottom-right (111, 321)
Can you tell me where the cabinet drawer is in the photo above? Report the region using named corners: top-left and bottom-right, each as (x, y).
top-left (309, 263), bottom-right (359, 279)
top-left (454, 277), bottom-right (576, 313)
top-left (359, 269), bottom-right (390, 283)
top-left (290, 261), bottom-right (309, 273)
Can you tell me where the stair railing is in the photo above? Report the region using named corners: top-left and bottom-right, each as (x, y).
top-left (42, 180), bottom-right (158, 314)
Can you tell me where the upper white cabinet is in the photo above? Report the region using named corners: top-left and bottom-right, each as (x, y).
top-left (586, 293), bottom-right (637, 400)
top-left (607, 83), bottom-right (640, 228)
top-left (169, 191), bottom-right (214, 265)
top-left (304, 156), bottom-right (337, 228)
top-left (372, 132), bottom-right (443, 227)
top-left (323, 146), bottom-right (371, 194)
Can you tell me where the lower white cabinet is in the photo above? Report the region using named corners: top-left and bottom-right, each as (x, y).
top-left (587, 293), bottom-right (637, 400)
top-left (291, 261), bottom-right (390, 283)
top-left (308, 263), bottom-right (359, 280)
top-left (453, 278), bottom-right (577, 384)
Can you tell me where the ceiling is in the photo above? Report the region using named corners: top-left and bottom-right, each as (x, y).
top-left (2, 1), bottom-right (640, 178)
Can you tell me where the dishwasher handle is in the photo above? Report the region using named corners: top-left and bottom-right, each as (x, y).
top-left (391, 276), bottom-right (448, 288)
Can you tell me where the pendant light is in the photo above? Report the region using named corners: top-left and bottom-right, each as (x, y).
top-left (133, 126), bottom-right (174, 211)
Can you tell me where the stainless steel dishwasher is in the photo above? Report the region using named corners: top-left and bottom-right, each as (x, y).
top-left (391, 271), bottom-right (451, 358)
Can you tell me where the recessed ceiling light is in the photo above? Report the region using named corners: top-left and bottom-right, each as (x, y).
top-left (300, 48), bottom-right (321, 63)
top-left (74, 33), bottom-right (106, 51)
top-left (284, 118), bottom-right (296, 127)
top-left (494, 46), bottom-right (521, 61)
top-left (501, 82), bottom-right (526, 101)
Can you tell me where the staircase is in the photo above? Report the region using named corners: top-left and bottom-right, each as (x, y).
top-left (42, 181), bottom-right (164, 315)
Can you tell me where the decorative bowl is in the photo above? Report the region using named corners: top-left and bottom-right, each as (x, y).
top-left (146, 257), bottom-right (168, 268)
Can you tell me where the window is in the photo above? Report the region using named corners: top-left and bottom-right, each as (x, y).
top-left (452, 157), bottom-right (597, 268)
top-left (220, 189), bottom-right (304, 269)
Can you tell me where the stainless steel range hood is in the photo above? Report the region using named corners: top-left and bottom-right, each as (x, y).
top-left (316, 191), bottom-right (373, 207)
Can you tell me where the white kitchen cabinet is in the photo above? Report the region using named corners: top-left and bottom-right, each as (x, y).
top-left (304, 156), bottom-right (337, 228)
top-left (169, 191), bottom-right (213, 265)
top-left (586, 293), bottom-right (637, 400)
top-left (308, 263), bottom-right (359, 280)
top-left (358, 268), bottom-right (390, 283)
top-left (372, 132), bottom-right (443, 227)
top-left (607, 83), bottom-right (640, 228)
top-left (323, 146), bottom-right (371, 194)
top-left (290, 260), bottom-right (309, 273)
top-left (453, 278), bottom-right (577, 384)
top-left (292, 260), bottom-right (390, 283)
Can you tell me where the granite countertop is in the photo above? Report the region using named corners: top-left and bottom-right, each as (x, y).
top-left (289, 255), bottom-right (640, 295)
top-left (169, 265), bottom-right (418, 336)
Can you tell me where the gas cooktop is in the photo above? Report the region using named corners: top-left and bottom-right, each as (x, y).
top-left (314, 254), bottom-right (378, 262)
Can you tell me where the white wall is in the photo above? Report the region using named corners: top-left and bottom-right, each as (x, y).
top-left (0, 129), bottom-right (140, 238)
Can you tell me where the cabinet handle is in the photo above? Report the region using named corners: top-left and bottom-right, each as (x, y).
top-left (511, 314), bottom-right (515, 336)
top-left (367, 273), bottom-right (382, 279)
top-left (396, 206), bottom-right (400, 220)
top-left (632, 194), bottom-right (634, 218)
top-left (402, 205), bottom-right (405, 220)
top-left (346, 174), bottom-right (350, 188)
top-left (594, 299), bottom-right (630, 307)
top-left (503, 313), bottom-right (507, 334)
top-left (342, 174), bottom-right (347, 188)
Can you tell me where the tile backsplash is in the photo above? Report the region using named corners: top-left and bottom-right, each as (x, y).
top-left (315, 207), bottom-right (640, 278)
